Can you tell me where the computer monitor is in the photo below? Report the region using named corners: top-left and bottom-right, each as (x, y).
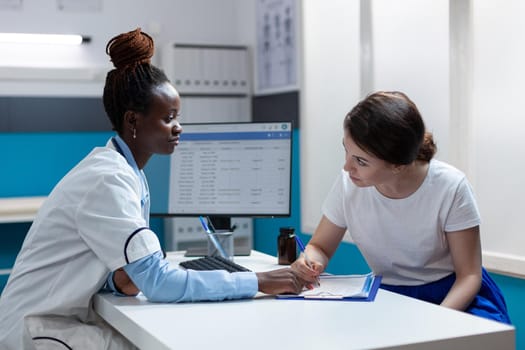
top-left (167, 121), bottom-right (293, 229)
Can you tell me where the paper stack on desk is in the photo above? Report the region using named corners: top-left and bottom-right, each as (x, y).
top-left (277, 273), bottom-right (381, 301)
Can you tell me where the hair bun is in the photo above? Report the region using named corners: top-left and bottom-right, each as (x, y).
top-left (106, 28), bottom-right (154, 70)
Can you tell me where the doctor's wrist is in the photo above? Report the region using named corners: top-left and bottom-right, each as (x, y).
top-left (112, 268), bottom-right (140, 296)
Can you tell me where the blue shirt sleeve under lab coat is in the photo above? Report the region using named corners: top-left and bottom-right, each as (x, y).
top-left (106, 251), bottom-right (258, 302)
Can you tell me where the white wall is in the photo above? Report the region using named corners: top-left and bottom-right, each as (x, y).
top-left (300, 0), bottom-right (361, 234)
top-left (301, 0), bottom-right (525, 276)
top-left (4, 0), bottom-right (525, 276)
top-left (301, 0), bottom-right (449, 233)
top-left (471, 0), bottom-right (525, 275)
top-left (371, 0), bottom-right (450, 161)
top-left (0, 0), bottom-right (253, 96)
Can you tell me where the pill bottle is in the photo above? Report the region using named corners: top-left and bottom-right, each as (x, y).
top-left (277, 227), bottom-right (297, 265)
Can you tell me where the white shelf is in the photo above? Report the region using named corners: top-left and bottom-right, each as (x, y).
top-left (0, 269), bottom-right (12, 276)
top-left (0, 196), bottom-right (46, 223)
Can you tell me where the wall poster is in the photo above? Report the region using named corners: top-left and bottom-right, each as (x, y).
top-left (255, 0), bottom-right (299, 95)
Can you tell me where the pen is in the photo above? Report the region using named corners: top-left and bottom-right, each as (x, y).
top-left (206, 216), bottom-right (216, 233)
top-left (198, 216), bottom-right (228, 259)
top-left (294, 234), bottom-right (320, 287)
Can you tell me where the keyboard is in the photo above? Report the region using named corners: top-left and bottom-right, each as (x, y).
top-left (179, 256), bottom-right (251, 273)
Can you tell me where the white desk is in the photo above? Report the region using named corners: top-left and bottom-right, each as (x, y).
top-left (94, 251), bottom-right (515, 350)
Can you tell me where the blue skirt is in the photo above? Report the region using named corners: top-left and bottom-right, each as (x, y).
top-left (380, 268), bottom-right (511, 324)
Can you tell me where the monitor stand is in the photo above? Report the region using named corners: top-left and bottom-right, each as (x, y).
top-left (208, 216), bottom-right (232, 231)
top-left (188, 216), bottom-right (250, 256)
top-left (184, 215), bottom-right (251, 256)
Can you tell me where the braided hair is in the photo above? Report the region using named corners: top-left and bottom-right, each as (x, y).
top-left (103, 28), bottom-right (170, 133)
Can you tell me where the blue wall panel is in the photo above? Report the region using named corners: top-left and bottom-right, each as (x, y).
top-left (1, 132), bottom-right (112, 197)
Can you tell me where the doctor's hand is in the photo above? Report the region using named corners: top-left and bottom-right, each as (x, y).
top-left (113, 268), bottom-right (140, 296)
top-left (291, 255), bottom-right (323, 288)
top-left (256, 268), bottom-right (307, 295)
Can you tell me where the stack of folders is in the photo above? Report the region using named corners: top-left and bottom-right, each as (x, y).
top-left (276, 273), bottom-right (381, 301)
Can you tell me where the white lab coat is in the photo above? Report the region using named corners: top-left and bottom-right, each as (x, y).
top-left (0, 139), bottom-right (159, 349)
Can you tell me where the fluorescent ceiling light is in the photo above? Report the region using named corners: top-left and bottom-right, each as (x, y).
top-left (0, 33), bottom-right (89, 45)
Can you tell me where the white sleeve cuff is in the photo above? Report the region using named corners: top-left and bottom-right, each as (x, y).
top-left (125, 228), bottom-right (161, 264)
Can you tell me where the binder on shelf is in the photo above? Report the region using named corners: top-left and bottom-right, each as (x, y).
top-left (162, 43), bottom-right (250, 95)
top-left (277, 273), bottom-right (381, 302)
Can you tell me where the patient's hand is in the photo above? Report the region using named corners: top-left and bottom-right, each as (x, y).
top-left (113, 268), bottom-right (140, 296)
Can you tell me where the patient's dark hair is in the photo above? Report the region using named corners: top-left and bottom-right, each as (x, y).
top-left (103, 28), bottom-right (170, 133)
top-left (344, 91), bottom-right (437, 164)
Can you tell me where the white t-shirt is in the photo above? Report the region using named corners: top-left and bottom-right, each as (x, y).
top-left (0, 140), bottom-right (160, 349)
top-left (322, 159), bottom-right (481, 285)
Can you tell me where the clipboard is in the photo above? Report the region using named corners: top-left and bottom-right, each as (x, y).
top-left (276, 273), bottom-right (382, 302)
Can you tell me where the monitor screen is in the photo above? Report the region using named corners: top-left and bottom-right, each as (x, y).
top-left (168, 121), bottom-right (293, 217)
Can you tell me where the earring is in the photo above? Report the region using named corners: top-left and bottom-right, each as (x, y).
top-left (133, 128), bottom-right (136, 139)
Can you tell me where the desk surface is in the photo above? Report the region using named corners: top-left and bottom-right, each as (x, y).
top-left (94, 251), bottom-right (515, 350)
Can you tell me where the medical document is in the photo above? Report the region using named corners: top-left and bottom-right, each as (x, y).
top-left (277, 273), bottom-right (380, 301)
